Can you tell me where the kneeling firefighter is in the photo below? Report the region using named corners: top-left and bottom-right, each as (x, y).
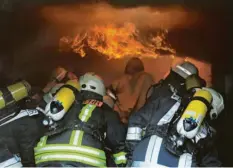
top-left (30, 66), bottom-right (78, 108)
top-left (0, 81), bottom-right (41, 167)
top-left (34, 72), bottom-right (127, 167)
top-left (126, 61), bottom-right (223, 167)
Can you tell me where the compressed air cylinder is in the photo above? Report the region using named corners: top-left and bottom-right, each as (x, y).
top-left (176, 89), bottom-right (212, 139)
top-left (0, 81), bottom-right (31, 110)
top-left (45, 80), bottom-right (80, 121)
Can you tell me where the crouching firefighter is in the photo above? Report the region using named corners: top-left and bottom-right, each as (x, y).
top-left (0, 80), bottom-right (41, 167)
top-left (30, 66), bottom-right (78, 108)
top-left (34, 72), bottom-right (127, 167)
top-left (126, 61), bottom-right (224, 167)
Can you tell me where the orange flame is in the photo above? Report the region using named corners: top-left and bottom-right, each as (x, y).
top-left (59, 22), bottom-right (176, 59)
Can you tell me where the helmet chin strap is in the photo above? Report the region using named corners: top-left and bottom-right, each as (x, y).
top-left (81, 90), bottom-right (103, 101)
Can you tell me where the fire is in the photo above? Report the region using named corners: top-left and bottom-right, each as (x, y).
top-left (59, 22), bottom-right (176, 59)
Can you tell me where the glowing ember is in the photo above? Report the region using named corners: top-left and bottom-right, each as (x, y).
top-left (59, 23), bottom-right (176, 59)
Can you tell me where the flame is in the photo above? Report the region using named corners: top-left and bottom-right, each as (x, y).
top-left (59, 22), bottom-right (175, 59)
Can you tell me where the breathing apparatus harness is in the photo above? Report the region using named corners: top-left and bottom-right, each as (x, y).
top-left (42, 86), bottom-right (105, 144)
top-left (145, 81), bottom-right (213, 157)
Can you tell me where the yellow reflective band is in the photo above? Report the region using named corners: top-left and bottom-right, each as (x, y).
top-left (69, 130), bottom-right (76, 145)
top-left (34, 144), bottom-right (106, 160)
top-left (0, 91), bottom-right (6, 109)
top-left (35, 153), bottom-right (106, 167)
top-left (113, 152), bottom-right (127, 165)
top-left (77, 131), bottom-right (84, 146)
top-left (113, 152), bottom-right (126, 158)
top-left (79, 104), bottom-right (96, 122)
top-left (7, 82), bottom-right (29, 102)
top-left (71, 130), bottom-right (84, 146)
top-left (78, 104), bottom-right (89, 121)
top-left (36, 136), bottom-right (48, 147)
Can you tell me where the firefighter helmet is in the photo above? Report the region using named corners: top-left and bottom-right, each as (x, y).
top-left (79, 72), bottom-right (106, 96)
top-left (172, 61), bottom-right (198, 79)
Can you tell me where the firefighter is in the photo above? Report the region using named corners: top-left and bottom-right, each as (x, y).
top-left (30, 66), bottom-right (78, 107)
top-left (110, 57), bottom-right (154, 124)
top-left (42, 66), bottom-right (78, 103)
top-left (33, 67), bottom-right (78, 118)
top-left (34, 72), bottom-right (127, 167)
top-left (103, 89), bottom-right (117, 109)
top-left (126, 61), bottom-right (223, 167)
top-left (0, 80), bottom-right (41, 167)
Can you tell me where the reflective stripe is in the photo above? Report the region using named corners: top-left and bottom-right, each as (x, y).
top-left (79, 104), bottom-right (96, 122)
top-left (145, 135), bottom-right (163, 162)
top-left (176, 65), bottom-right (192, 76)
top-left (0, 156), bottom-right (22, 168)
top-left (115, 155), bottom-right (127, 164)
top-left (132, 154), bottom-right (192, 168)
top-left (35, 145), bottom-right (106, 159)
top-left (132, 138), bottom-right (193, 168)
top-left (126, 134), bottom-right (141, 141)
top-left (151, 136), bottom-right (163, 163)
top-left (71, 130), bottom-right (84, 146)
top-left (127, 127), bottom-right (142, 134)
top-left (178, 153), bottom-right (192, 168)
top-left (35, 153), bottom-right (106, 167)
top-left (157, 102), bottom-right (181, 126)
top-left (132, 161), bottom-right (168, 167)
top-left (126, 127), bottom-right (142, 140)
top-left (113, 152), bottom-right (127, 164)
top-left (37, 136), bottom-right (48, 147)
top-left (0, 109), bottom-right (38, 127)
top-left (36, 107), bottom-right (45, 114)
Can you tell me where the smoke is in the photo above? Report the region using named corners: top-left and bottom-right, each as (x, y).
top-left (38, 2), bottom-right (211, 86)
top-left (41, 2), bottom-right (200, 34)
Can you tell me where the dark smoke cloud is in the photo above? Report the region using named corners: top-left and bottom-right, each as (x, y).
top-left (41, 2), bottom-right (200, 35)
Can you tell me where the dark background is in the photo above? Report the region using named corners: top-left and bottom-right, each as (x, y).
top-left (0, 0), bottom-right (232, 165)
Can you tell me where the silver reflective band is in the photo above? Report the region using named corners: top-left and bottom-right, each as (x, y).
top-left (35, 145), bottom-right (104, 158)
top-left (157, 102), bottom-right (181, 126)
top-left (126, 127), bottom-right (142, 140)
top-left (36, 153), bottom-right (105, 166)
top-left (178, 153), bottom-right (192, 168)
top-left (126, 134), bottom-right (141, 141)
top-left (132, 136), bottom-right (192, 168)
top-left (145, 135), bottom-right (163, 163)
top-left (0, 109), bottom-right (38, 127)
top-left (36, 107), bottom-right (45, 114)
top-left (176, 65), bottom-right (192, 76)
top-left (132, 161), bottom-right (168, 168)
top-left (127, 127), bottom-right (142, 134)
top-left (0, 157), bottom-right (22, 168)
